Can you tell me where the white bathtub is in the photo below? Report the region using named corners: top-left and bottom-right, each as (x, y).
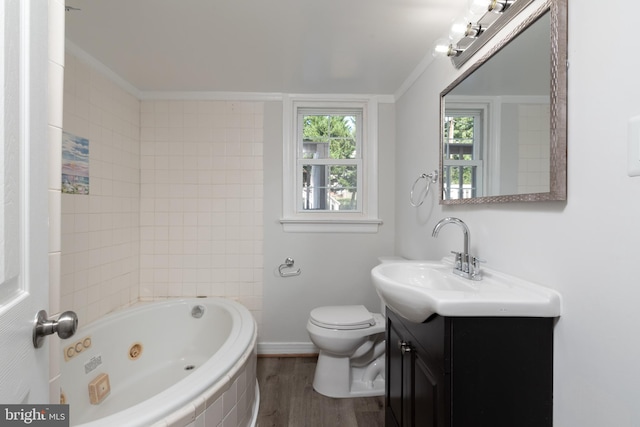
top-left (59, 298), bottom-right (258, 427)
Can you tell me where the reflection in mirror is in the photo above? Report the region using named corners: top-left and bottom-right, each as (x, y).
top-left (440, 0), bottom-right (567, 204)
top-left (444, 13), bottom-right (549, 199)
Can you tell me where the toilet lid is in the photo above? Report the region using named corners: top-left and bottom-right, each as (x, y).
top-left (309, 305), bottom-right (376, 330)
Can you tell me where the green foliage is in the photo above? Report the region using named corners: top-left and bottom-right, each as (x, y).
top-left (303, 115), bottom-right (356, 159)
top-left (444, 116), bottom-right (474, 142)
top-left (303, 115), bottom-right (358, 203)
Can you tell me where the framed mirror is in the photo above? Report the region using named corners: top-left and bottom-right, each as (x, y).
top-left (439, 0), bottom-right (567, 204)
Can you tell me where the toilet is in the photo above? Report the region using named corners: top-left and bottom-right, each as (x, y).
top-left (306, 304), bottom-right (386, 398)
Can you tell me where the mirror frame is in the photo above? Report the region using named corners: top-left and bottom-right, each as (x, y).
top-left (439, 0), bottom-right (567, 205)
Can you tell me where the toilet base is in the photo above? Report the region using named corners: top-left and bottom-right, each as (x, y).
top-left (312, 353), bottom-right (385, 398)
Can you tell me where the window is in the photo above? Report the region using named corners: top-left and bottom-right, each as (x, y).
top-left (443, 108), bottom-right (485, 200)
top-left (299, 110), bottom-right (361, 212)
top-left (281, 96), bottom-right (381, 232)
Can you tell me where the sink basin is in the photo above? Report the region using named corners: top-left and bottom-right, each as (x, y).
top-left (371, 258), bottom-right (561, 323)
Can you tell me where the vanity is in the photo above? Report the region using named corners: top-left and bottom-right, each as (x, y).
top-left (372, 258), bottom-right (561, 427)
top-left (376, 0), bottom-right (568, 421)
top-left (386, 310), bottom-right (553, 427)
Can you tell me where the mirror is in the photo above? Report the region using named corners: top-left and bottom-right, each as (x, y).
top-left (439, 0), bottom-right (567, 204)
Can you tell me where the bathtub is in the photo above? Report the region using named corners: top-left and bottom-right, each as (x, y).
top-left (59, 298), bottom-right (258, 427)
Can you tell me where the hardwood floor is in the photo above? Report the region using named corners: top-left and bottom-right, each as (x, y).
top-left (257, 356), bottom-right (385, 427)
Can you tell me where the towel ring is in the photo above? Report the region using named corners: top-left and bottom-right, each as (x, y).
top-left (409, 170), bottom-right (438, 207)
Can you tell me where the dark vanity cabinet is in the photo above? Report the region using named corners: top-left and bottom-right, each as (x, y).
top-left (385, 308), bottom-right (554, 427)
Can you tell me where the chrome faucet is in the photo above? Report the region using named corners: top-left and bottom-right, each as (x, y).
top-left (432, 217), bottom-right (483, 280)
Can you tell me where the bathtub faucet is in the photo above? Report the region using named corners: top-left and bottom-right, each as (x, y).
top-left (432, 217), bottom-right (483, 281)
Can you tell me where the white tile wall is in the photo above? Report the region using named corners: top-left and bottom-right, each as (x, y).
top-left (61, 52), bottom-right (264, 331)
top-left (517, 104), bottom-right (551, 194)
top-left (139, 100), bottom-right (264, 326)
top-left (61, 53), bottom-right (141, 325)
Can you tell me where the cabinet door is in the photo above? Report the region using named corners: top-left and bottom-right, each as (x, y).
top-left (387, 315), bottom-right (418, 427)
top-left (387, 310), bottom-right (445, 427)
top-left (413, 353), bottom-right (442, 427)
top-left (449, 317), bottom-right (553, 427)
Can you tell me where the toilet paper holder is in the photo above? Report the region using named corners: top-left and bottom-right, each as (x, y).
top-left (279, 257), bottom-right (301, 277)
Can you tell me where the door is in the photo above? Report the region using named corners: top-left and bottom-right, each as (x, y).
top-left (0, 0), bottom-right (51, 403)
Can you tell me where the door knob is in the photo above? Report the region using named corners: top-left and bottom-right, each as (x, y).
top-left (33, 310), bottom-right (78, 348)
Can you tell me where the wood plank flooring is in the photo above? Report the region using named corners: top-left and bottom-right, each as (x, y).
top-left (257, 357), bottom-right (385, 427)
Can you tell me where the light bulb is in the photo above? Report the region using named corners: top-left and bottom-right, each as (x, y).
top-left (449, 17), bottom-right (471, 43)
top-left (432, 38), bottom-right (462, 58)
top-left (432, 38), bottom-right (453, 58)
top-left (468, 0), bottom-right (492, 15)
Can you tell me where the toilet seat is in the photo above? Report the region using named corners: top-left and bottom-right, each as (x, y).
top-left (309, 305), bottom-right (376, 330)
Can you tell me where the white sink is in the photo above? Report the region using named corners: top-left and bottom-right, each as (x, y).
top-left (371, 258), bottom-right (561, 323)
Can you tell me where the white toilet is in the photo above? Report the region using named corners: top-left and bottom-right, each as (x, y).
top-left (306, 304), bottom-right (386, 398)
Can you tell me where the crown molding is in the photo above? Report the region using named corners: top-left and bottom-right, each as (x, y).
top-left (66, 41), bottom-right (397, 103)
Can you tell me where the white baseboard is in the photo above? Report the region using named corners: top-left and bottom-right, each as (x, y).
top-left (258, 342), bottom-right (317, 356)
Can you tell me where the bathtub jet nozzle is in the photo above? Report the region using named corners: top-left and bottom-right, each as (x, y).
top-left (191, 305), bottom-right (205, 318)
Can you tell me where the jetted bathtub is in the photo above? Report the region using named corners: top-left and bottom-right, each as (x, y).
top-left (59, 298), bottom-right (258, 427)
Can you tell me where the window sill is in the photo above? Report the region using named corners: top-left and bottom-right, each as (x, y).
top-left (280, 218), bottom-right (383, 233)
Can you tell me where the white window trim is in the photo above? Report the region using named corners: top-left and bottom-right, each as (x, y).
top-left (281, 94), bottom-right (382, 233)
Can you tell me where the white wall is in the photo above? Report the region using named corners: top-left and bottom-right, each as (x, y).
top-left (260, 101), bottom-right (396, 352)
top-left (395, 1), bottom-right (640, 425)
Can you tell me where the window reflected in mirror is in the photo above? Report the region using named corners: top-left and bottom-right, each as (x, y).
top-left (443, 110), bottom-right (484, 199)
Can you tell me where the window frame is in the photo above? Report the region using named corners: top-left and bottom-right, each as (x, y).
top-left (281, 95), bottom-right (381, 233)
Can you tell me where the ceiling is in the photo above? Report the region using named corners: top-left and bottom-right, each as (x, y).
top-left (64, 0), bottom-right (468, 96)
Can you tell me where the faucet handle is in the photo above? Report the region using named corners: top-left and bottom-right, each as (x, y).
top-left (471, 256), bottom-right (486, 265)
top-left (450, 251), bottom-right (462, 269)
top-left (470, 256), bottom-right (486, 280)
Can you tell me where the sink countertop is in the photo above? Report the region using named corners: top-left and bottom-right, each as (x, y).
top-left (371, 257), bottom-right (562, 323)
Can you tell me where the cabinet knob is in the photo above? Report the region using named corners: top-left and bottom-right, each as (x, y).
top-left (398, 340), bottom-right (412, 355)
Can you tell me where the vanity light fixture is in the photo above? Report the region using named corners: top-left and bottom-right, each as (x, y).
top-left (464, 23), bottom-right (485, 38)
top-left (432, 0), bottom-right (534, 67)
top-left (469, 0), bottom-right (515, 14)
